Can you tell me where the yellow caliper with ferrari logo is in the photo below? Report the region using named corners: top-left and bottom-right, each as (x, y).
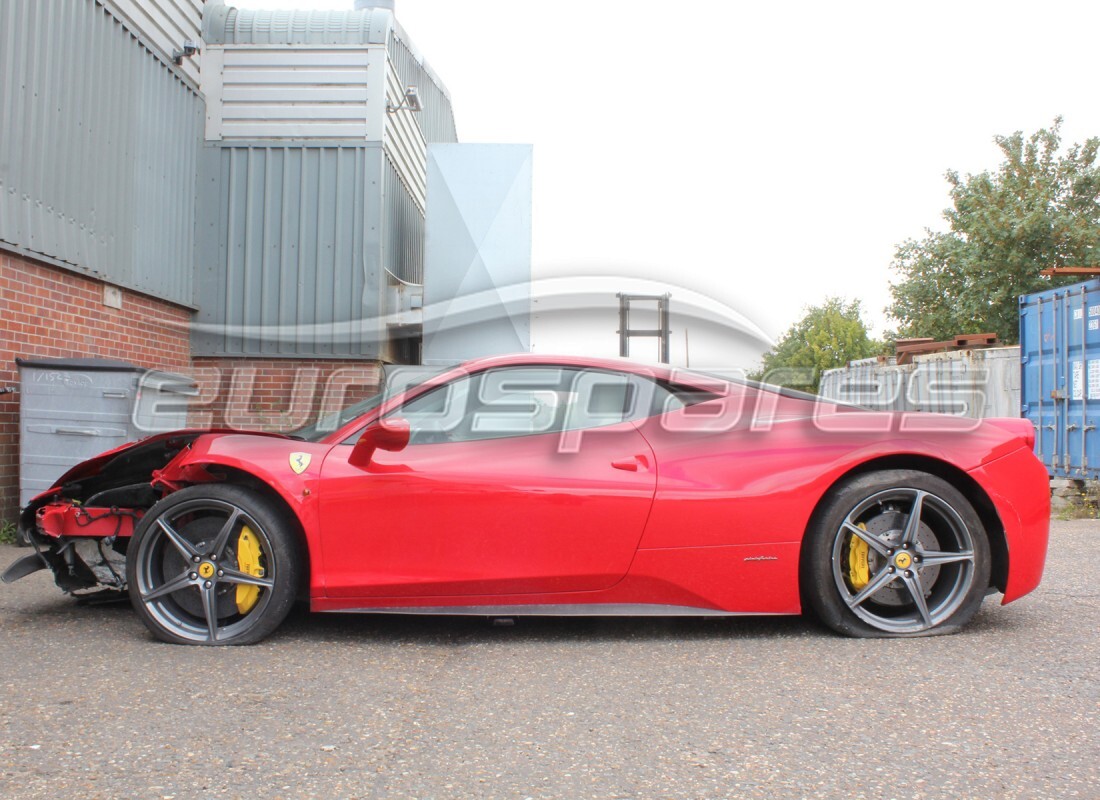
top-left (848, 522), bottom-right (870, 590)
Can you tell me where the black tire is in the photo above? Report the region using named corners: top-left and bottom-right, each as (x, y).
top-left (802, 470), bottom-right (991, 638)
top-left (127, 484), bottom-right (302, 645)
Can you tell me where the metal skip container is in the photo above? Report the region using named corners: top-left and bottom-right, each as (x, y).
top-left (906, 347), bottom-right (1020, 419)
top-left (1019, 279), bottom-right (1100, 479)
top-left (819, 348), bottom-right (1021, 420)
top-left (17, 358), bottom-right (196, 508)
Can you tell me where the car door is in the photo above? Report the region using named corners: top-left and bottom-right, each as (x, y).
top-left (317, 366), bottom-right (657, 598)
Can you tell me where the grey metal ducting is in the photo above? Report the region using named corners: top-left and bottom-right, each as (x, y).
top-left (355, 1), bottom-right (396, 10)
top-left (203, 0), bottom-right (391, 45)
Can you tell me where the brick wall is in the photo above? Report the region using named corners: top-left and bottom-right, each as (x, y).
top-left (0, 251), bottom-right (193, 521)
top-left (189, 357), bottom-right (382, 433)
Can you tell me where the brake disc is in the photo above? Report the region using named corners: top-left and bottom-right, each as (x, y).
top-left (850, 508), bottom-right (941, 606)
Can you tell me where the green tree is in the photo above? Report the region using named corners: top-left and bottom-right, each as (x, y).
top-left (749, 298), bottom-right (880, 392)
top-left (887, 118), bottom-right (1100, 343)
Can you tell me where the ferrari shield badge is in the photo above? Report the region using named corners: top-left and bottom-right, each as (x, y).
top-left (289, 452), bottom-right (312, 475)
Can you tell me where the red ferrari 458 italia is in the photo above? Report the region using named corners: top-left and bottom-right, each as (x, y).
top-left (3, 354), bottom-right (1049, 645)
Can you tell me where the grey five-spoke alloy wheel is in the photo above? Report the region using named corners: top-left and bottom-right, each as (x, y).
top-left (127, 484), bottom-right (302, 645)
top-left (803, 470), bottom-right (991, 637)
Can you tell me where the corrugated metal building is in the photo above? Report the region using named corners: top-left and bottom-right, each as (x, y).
top-left (193, 1), bottom-right (457, 361)
top-left (0, 0), bottom-right (204, 306)
top-left (1, 0), bottom-right (457, 352)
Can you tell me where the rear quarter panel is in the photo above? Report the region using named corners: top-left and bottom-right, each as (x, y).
top-left (627, 404), bottom-right (1043, 612)
top-left (632, 406), bottom-right (1013, 550)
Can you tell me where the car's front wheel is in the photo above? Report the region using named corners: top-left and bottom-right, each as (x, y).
top-left (803, 470), bottom-right (991, 637)
top-left (127, 484), bottom-right (301, 645)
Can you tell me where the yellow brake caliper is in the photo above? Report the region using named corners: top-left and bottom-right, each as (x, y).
top-left (848, 522), bottom-right (870, 590)
top-left (236, 526), bottom-right (266, 614)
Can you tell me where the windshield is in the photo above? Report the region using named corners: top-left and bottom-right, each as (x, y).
top-left (287, 364), bottom-right (452, 442)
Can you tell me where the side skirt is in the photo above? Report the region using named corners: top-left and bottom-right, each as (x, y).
top-left (323, 603), bottom-right (783, 617)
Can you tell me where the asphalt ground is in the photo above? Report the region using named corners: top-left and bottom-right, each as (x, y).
top-left (0, 521), bottom-right (1097, 800)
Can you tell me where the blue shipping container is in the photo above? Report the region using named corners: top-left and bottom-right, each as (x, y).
top-left (1019, 279), bottom-right (1100, 478)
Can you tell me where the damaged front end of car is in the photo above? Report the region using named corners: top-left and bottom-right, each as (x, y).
top-left (2, 431), bottom-right (208, 597)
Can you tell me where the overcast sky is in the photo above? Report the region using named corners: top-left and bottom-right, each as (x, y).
top-left (232, 0), bottom-right (1100, 368)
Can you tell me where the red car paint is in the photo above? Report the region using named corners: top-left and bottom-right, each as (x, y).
top-left (36, 504), bottom-right (140, 538)
top-left (15, 354), bottom-right (1051, 619)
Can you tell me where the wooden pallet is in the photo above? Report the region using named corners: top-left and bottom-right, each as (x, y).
top-left (894, 333), bottom-right (1000, 365)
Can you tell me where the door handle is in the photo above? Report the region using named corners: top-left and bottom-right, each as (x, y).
top-left (611, 455), bottom-right (649, 472)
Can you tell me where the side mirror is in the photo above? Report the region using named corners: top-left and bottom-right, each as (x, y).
top-left (349, 417), bottom-right (411, 468)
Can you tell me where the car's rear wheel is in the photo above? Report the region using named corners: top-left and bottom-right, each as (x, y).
top-left (127, 485), bottom-right (301, 645)
top-left (803, 470), bottom-right (990, 637)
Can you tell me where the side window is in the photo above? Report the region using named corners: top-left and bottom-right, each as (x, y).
top-left (389, 367), bottom-right (637, 444)
top-left (396, 372), bottom-right (476, 444)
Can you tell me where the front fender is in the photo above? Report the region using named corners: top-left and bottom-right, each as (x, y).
top-left (156, 434), bottom-right (331, 592)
